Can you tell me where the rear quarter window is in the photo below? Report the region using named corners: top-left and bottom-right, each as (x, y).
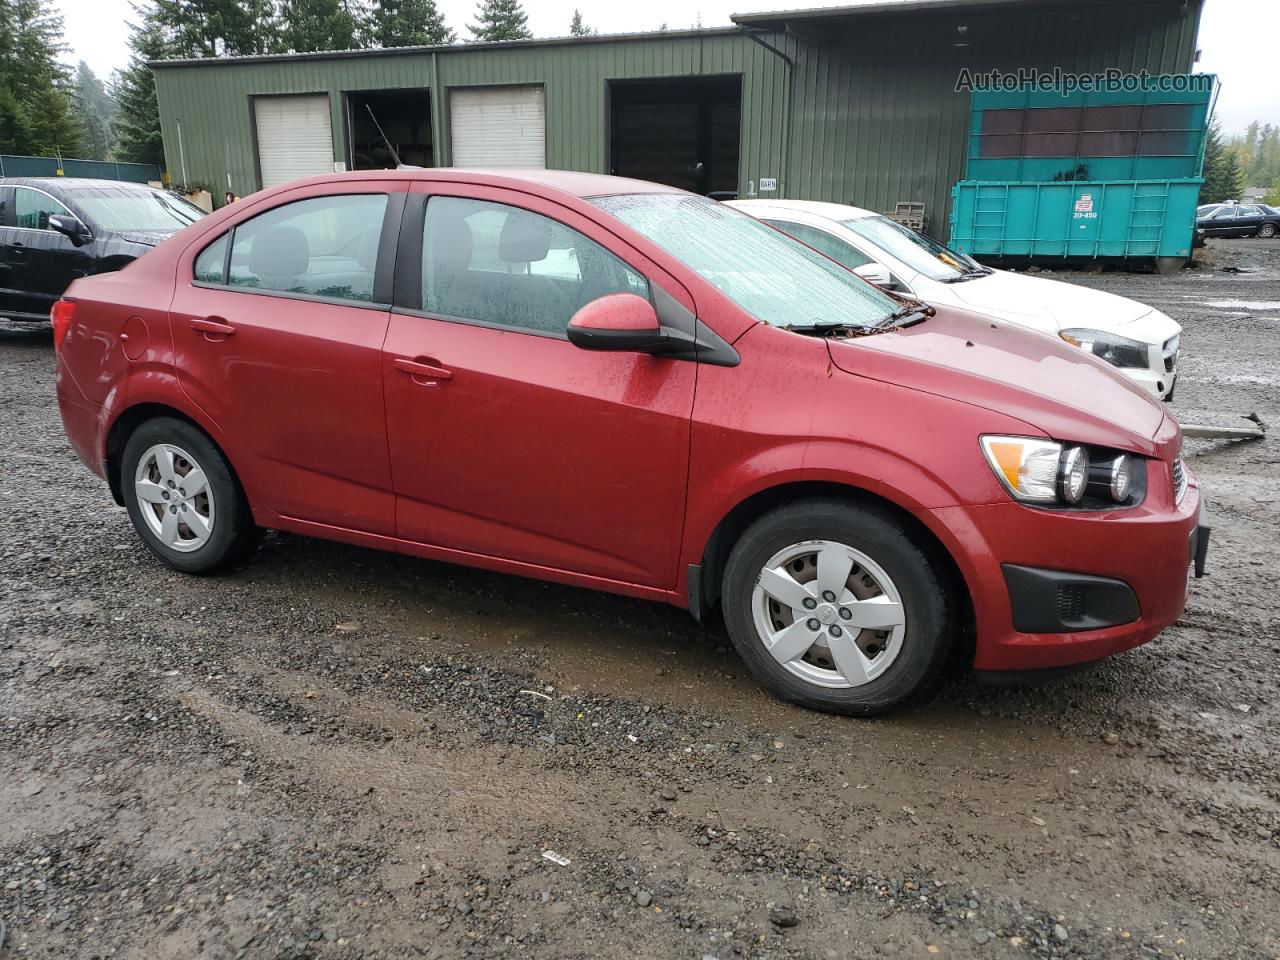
top-left (194, 234), bottom-right (229, 283)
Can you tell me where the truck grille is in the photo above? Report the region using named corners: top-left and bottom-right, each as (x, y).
top-left (1172, 457), bottom-right (1187, 504)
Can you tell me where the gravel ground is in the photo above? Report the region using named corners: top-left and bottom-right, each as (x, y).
top-left (1, 238), bottom-right (1277, 960)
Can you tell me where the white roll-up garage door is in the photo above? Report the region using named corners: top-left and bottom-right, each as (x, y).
top-left (449, 86), bottom-right (546, 168)
top-left (254, 94), bottom-right (335, 188)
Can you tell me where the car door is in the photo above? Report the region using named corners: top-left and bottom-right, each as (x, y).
top-left (382, 183), bottom-right (697, 589)
top-left (1203, 206), bottom-right (1239, 236)
top-left (1232, 205), bottom-right (1263, 237)
top-left (4, 186), bottom-right (92, 317)
top-left (168, 181), bottom-right (406, 535)
top-left (0, 185), bottom-right (18, 317)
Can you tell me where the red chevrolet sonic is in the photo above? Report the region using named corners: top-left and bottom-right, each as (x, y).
top-left (53, 170), bottom-right (1208, 715)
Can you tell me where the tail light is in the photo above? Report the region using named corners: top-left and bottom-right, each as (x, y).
top-left (51, 299), bottom-right (76, 351)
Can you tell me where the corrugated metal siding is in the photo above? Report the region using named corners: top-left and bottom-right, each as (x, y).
top-left (769, 0), bottom-right (1201, 238)
top-left (155, 32), bottom-right (787, 202)
top-left (154, 0), bottom-right (1199, 238)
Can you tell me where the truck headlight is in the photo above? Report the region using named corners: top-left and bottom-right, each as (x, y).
top-left (1059, 329), bottom-right (1150, 369)
top-left (981, 436), bottom-right (1089, 505)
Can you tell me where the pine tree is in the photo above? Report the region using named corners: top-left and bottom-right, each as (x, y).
top-left (151, 0), bottom-right (279, 57)
top-left (0, 0), bottom-right (81, 156)
top-left (468, 0), bottom-right (530, 41)
top-left (367, 0), bottom-right (453, 46)
top-left (113, 3), bottom-right (169, 165)
top-left (71, 61), bottom-right (116, 160)
top-left (569, 9), bottom-right (594, 36)
top-left (1200, 119), bottom-right (1235, 205)
top-left (280, 0), bottom-right (360, 52)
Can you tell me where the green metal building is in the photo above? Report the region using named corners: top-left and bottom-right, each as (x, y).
top-left (152, 0), bottom-right (1204, 239)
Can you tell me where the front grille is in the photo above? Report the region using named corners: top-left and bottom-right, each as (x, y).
top-left (1172, 457), bottom-right (1187, 504)
top-left (1163, 334), bottom-right (1180, 372)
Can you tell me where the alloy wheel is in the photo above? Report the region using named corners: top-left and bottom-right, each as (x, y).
top-left (751, 539), bottom-right (907, 689)
top-left (133, 443), bottom-right (215, 553)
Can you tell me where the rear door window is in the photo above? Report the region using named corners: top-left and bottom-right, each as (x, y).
top-left (225, 194), bottom-right (388, 303)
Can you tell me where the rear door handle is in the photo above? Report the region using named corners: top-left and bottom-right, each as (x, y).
top-left (393, 357), bottom-right (453, 382)
top-left (190, 316), bottom-right (235, 337)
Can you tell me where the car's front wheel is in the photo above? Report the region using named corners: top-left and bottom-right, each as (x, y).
top-left (722, 499), bottom-right (955, 716)
top-left (121, 417), bottom-right (258, 574)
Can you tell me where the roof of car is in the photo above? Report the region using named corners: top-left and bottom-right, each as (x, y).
top-left (0, 177), bottom-right (161, 191)
top-left (269, 168), bottom-right (688, 201)
top-left (728, 198), bottom-right (878, 222)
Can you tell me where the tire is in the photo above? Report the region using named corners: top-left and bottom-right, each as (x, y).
top-left (120, 417), bottom-right (259, 574)
top-left (722, 498), bottom-right (955, 716)
top-left (1259, 223), bottom-right (1277, 239)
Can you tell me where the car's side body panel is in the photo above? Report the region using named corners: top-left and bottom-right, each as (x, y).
top-left (53, 169), bottom-right (1199, 687)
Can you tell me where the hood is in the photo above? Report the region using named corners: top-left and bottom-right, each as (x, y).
top-left (945, 268), bottom-right (1152, 331)
top-left (117, 229), bottom-right (179, 247)
top-left (825, 305), bottom-right (1167, 455)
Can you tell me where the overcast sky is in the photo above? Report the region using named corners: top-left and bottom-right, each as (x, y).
top-left (56, 0), bottom-right (1275, 137)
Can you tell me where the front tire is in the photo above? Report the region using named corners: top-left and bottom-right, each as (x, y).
top-left (121, 417), bottom-right (258, 574)
top-left (722, 499), bottom-right (955, 716)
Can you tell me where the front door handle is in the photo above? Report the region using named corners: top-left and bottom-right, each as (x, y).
top-left (393, 357), bottom-right (453, 382)
top-left (190, 316), bottom-right (236, 337)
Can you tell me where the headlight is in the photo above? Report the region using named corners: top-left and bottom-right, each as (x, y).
top-left (1088, 454), bottom-right (1133, 503)
top-left (1059, 328), bottom-right (1151, 369)
top-left (981, 436), bottom-right (1089, 505)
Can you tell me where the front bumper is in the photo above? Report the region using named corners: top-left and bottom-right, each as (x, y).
top-left (922, 460), bottom-right (1202, 672)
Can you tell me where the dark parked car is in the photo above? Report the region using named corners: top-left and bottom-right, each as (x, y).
top-left (0, 177), bottom-right (206, 322)
top-left (1195, 202), bottom-right (1280, 239)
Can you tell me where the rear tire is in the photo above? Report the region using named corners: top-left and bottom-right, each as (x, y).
top-left (121, 417), bottom-right (259, 574)
top-left (722, 498), bottom-right (955, 716)
top-left (1259, 222), bottom-right (1277, 239)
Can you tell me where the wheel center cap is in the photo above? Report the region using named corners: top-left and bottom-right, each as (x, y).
top-left (817, 604), bottom-right (838, 625)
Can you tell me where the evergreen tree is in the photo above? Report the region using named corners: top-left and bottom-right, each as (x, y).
top-left (367, 0), bottom-right (453, 46)
top-left (468, 0), bottom-right (530, 41)
top-left (1263, 175), bottom-right (1280, 207)
top-left (280, 0), bottom-right (359, 52)
top-left (569, 9), bottom-right (594, 36)
top-left (151, 0), bottom-right (279, 57)
top-left (1200, 118), bottom-right (1238, 205)
top-left (0, 0), bottom-right (81, 156)
top-left (113, 3), bottom-right (169, 165)
top-left (71, 61), bottom-right (116, 160)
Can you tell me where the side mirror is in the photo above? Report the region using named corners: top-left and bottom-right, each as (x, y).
top-left (567, 293), bottom-right (669, 353)
top-left (49, 214), bottom-right (90, 246)
top-left (853, 262), bottom-right (892, 288)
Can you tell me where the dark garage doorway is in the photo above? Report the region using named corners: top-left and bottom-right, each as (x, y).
top-left (608, 76), bottom-right (741, 197)
top-left (344, 88), bottom-right (434, 170)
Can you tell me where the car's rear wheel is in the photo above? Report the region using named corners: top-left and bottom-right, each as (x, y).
top-left (121, 417), bottom-right (258, 574)
top-left (1259, 222), bottom-right (1277, 239)
top-left (722, 499), bottom-right (954, 716)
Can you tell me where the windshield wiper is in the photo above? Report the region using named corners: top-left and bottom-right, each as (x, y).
top-left (876, 302), bottom-right (935, 329)
top-left (940, 267), bottom-right (990, 284)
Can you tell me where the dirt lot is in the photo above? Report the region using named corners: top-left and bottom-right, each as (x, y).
top-left (1, 238), bottom-right (1277, 960)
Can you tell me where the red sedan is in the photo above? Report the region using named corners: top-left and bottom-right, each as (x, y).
top-left (53, 170), bottom-right (1207, 715)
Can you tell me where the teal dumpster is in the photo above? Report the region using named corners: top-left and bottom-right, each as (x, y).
top-left (949, 77), bottom-right (1214, 271)
top-left (951, 178), bottom-right (1203, 262)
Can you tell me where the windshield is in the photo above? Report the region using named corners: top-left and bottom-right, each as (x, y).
top-left (842, 215), bottom-right (985, 282)
top-left (591, 194), bottom-right (899, 329)
top-left (69, 188), bottom-right (206, 232)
